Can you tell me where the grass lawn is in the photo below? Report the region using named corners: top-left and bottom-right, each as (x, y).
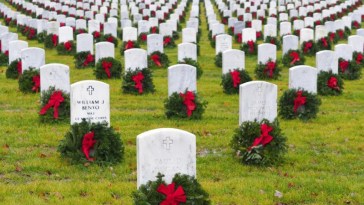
top-left (0, 0), bottom-right (363, 204)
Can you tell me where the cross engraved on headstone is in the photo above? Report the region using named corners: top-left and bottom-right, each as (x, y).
top-left (87, 86), bottom-right (94, 95)
top-left (163, 136), bottom-right (173, 150)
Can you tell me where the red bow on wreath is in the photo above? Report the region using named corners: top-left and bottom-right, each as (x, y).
top-left (247, 40), bottom-right (255, 53)
top-left (82, 131), bottom-right (97, 161)
top-left (329, 33), bottom-right (336, 42)
top-left (60, 22), bottom-right (65, 27)
top-left (93, 31), bottom-right (100, 38)
top-left (151, 54), bottom-right (162, 67)
top-left (32, 75), bottom-right (40, 92)
top-left (39, 91), bottom-right (64, 119)
top-left (106, 36), bottom-right (114, 43)
top-left (289, 51), bottom-right (300, 65)
top-left (339, 60), bottom-right (349, 73)
top-left (132, 72), bottom-right (144, 94)
top-left (140, 34), bottom-right (147, 41)
top-left (356, 53), bottom-right (363, 64)
top-left (163, 37), bottom-right (171, 46)
top-left (230, 70), bottom-right (241, 88)
top-left (64, 41), bottom-right (72, 51)
top-left (293, 90), bottom-right (306, 113)
top-left (17, 61), bottom-right (22, 74)
top-left (303, 42), bottom-right (312, 53)
top-left (321, 37), bottom-right (328, 47)
top-left (264, 61), bottom-right (276, 77)
top-left (180, 91), bottom-right (196, 117)
top-left (83, 54), bottom-right (94, 66)
top-left (151, 27), bottom-right (158, 33)
top-left (102, 61), bottom-right (112, 78)
top-left (327, 76), bottom-right (340, 90)
top-left (125, 40), bottom-right (134, 50)
top-left (4, 50), bottom-right (8, 56)
top-left (256, 31), bottom-right (261, 39)
top-left (248, 124), bottom-right (273, 151)
top-left (353, 21), bottom-right (360, 28)
top-left (157, 183), bottom-right (187, 205)
top-left (52, 34), bottom-right (58, 47)
top-left (236, 33), bottom-right (242, 43)
top-left (337, 30), bottom-right (344, 39)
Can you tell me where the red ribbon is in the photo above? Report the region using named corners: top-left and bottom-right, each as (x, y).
top-left (106, 36), bottom-right (114, 43)
top-left (303, 42), bottom-right (312, 53)
top-left (353, 21), bottom-right (360, 28)
top-left (329, 33), bottom-right (336, 42)
top-left (82, 131), bottom-right (96, 161)
top-left (321, 37), bottom-right (328, 47)
top-left (163, 37), bottom-right (171, 46)
top-left (52, 34), bottom-right (58, 46)
top-left (132, 72), bottom-right (144, 94)
top-left (102, 61), bottom-right (112, 78)
top-left (337, 30), bottom-right (344, 39)
top-left (289, 51), bottom-right (300, 65)
top-left (32, 75), bottom-right (40, 92)
top-left (93, 31), bottom-right (100, 38)
top-left (64, 41), bottom-right (72, 51)
top-left (180, 91), bottom-right (196, 117)
top-left (356, 53), bottom-right (363, 64)
top-left (247, 40), bottom-right (255, 53)
top-left (270, 38), bottom-right (275, 44)
top-left (151, 54), bottom-right (162, 67)
top-left (236, 33), bottom-right (242, 43)
top-left (4, 50), bottom-right (8, 56)
top-left (246, 21), bottom-right (252, 27)
top-left (293, 91), bottom-right (306, 113)
top-left (248, 124), bottom-right (273, 151)
top-left (39, 91), bottom-right (64, 119)
top-left (140, 34), bottom-right (147, 42)
top-left (77, 29), bottom-right (85, 34)
top-left (230, 70), bottom-right (241, 88)
top-left (256, 31), bottom-right (261, 38)
top-left (125, 40), bottom-right (134, 50)
top-left (60, 22), bottom-right (65, 27)
top-left (315, 20), bottom-right (321, 25)
top-left (83, 54), bottom-right (94, 66)
top-left (17, 61), bottom-right (22, 74)
top-left (264, 61), bottom-right (276, 77)
top-left (327, 76), bottom-right (340, 90)
top-left (151, 27), bottom-right (158, 33)
top-left (339, 60), bottom-right (349, 73)
top-left (157, 183), bottom-right (187, 205)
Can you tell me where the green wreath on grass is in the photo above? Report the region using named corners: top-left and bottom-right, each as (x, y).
top-left (338, 58), bottom-right (361, 80)
top-left (240, 40), bottom-right (257, 55)
top-left (122, 68), bottom-right (155, 94)
top-left (39, 87), bottom-right (70, 123)
top-left (94, 57), bottom-right (122, 79)
top-left (58, 119), bottom-right (124, 165)
top-left (102, 34), bottom-right (119, 47)
top-left (37, 31), bottom-right (46, 43)
top-left (178, 58), bottom-right (203, 80)
top-left (18, 67), bottom-right (40, 93)
top-left (148, 51), bottom-right (170, 68)
top-left (164, 90), bottom-right (208, 120)
top-left (44, 34), bottom-right (59, 48)
top-left (282, 50), bottom-right (305, 67)
top-left (255, 59), bottom-right (281, 79)
top-left (138, 32), bottom-right (148, 44)
top-left (264, 36), bottom-right (281, 49)
top-left (6, 59), bottom-right (22, 79)
top-left (278, 88), bottom-right (321, 121)
top-left (317, 71), bottom-right (344, 96)
top-left (353, 52), bottom-right (364, 66)
top-left (132, 173), bottom-right (211, 205)
top-left (56, 41), bottom-right (76, 55)
top-left (301, 40), bottom-right (316, 56)
top-left (0, 52), bottom-right (9, 66)
top-left (75, 28), bottom-right (87, 35)
top-left (221, 69), bottom-right (252, 94)
top-left (328, 32), bottom-right (339, 44)
top-left (214, 52), bottom-right (222, 68)
top-left (231, 119), bottom-right (287, 166)
top-left (316, 37), bottom-right (331, 51)
top-left (74, 51), bottom-right (95, 69)
top-left (163, 35), bottom-right (176, 48)
top-left (120, 40), bottom-right (140, 56)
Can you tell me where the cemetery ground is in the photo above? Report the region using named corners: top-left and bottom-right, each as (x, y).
top-left (0, 2), bottom-right (364, 205)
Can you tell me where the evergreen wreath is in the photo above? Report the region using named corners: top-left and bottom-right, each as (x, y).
top-left (132, 173), bottom-right (211, 205)
top-left (221, 69), bottom-right (252, 94)
top-left (214, 52), bottom-right (222, 68)
top-left (352, 21), bottom-right (361, 29)
top-left (317, 71), bottom-right (344, 96)
top-left (74, 51), bottom-right (95, 69)
top-left (6, 59), bottom-right (22, 79)
top-left (26, 27), bottom-right (37, 40)
top-left (178, 58), bottom-right (203, 80)
top-left (163, 35), bottom-right (176, 48)
top-left (56, 41), bottom-right (76, 55)
top-left (255, 59), bottom-right (281, 79)
top-left (235, 33), bottom-right (242, 43)
top-left (37, 31), bottom-right (46, 43)
top-left (278, 88), bottom-right (321, 121)
top-left (240, 40), bottom-right (257, 55)
top-left (44, 34), bottom-right (59, 49)
top-left (75, 28), bottom-right (87, 35)
top-left (0, 52), bottom-right (9, 66)
top-left (293, 29), bottom-right (300, 37)
top-left (148, 51), bottom-right (170, 68)
top-left (282, 50), bottom-right (305, 67)
top-left (58, 119), bottom-right (124, 165)
top-left (172, 30), bottom-right (179, 40)
top-left (164, 90), bottom-right (208, 120)
top-left (301, 40), bottom-right (316, 56)
top-left (122, 68), bottom-right (155, 94)
top-left (316, 36), bottom-right (331, 51)
top-left (344, 27), bottom-right (351, 36)
top-left (338, 58), bottom-right (361, 80)
top-left (230, 119), bottom-right (287, 166)
top-left (256, 31), bottom-right (263, 40)
top-left (102, 34), bottom-right (119, 47)
top-left (138, 32), bottom-right (148, 44)
top-left (353, 52), bottom-right (364, 66)
top-left (92, 31), bottom-right (102, 43)
top-left (94, 57), bottom-right (122, 79)
top-left (120, 40), bottom-right (140, 56)
top-left (336, 29), bottom-right (347, 40)
top-left (39, 87), bottom-right (70, 123)
top-left (149, 26), bottom-right (159, 34)
top-left (328, 32), bottom-right (338, 44)
top-left (18, 68), bottom-right (40, 93)
top-left (264, 36), bottom-right (281, 49)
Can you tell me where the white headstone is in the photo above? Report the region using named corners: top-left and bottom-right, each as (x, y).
top-left (9, 40), bottom-right (28, 64)
top-left (123, 27), bottom-right (138, 42)
top-left (282, 35), bottom-right (299, 56)
top-left (147, 34), bottom-right (163, 55)
top-left (348, 35), bottom-right (364, 53)
top-left (258, 43), bottom-right (277, 63)
top-left (58, 26), bottom-right (74, 43)
top-left (215, 34), bottom-right (232, 55)
top-left (77, 34), bottom-right (94, 53)
top-left (316, 50), bottom-right (338, 74)
top-left (40, 63), bottom-right (70, 93)
top-left (289, 65), bottom-right (317, 93)
top-left (95, 42), bottom-right (115, 62)
top-left (21, 47), bottom-right (45, 73)
top-left (178, 43), bottom-right (197, 61)
top-left (335, 44), bottom-right (353, 61)
top-left (242, 28), bottom-right (256, 43)
top-left (222, 49), bottom-right (245, 74)
top-left (124, 48), bottom-right (148, 71)
top-left (168, 64), bottom-right (197, 96)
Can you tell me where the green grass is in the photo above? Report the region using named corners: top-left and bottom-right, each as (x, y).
top-left (0, 1), bottom-right (364, 204)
